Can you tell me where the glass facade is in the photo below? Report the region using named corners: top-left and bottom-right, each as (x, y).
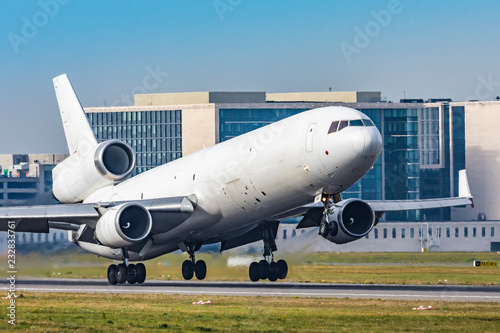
top-left (219, 108), bottom-right (308, 142)
top-left (87, 110), bottom-right (182, 175)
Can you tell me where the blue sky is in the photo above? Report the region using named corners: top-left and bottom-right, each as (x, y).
top-left (1, 0), bottom-right (500, 153)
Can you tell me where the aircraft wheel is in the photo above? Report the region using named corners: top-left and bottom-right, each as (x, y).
top-left (249, 262), bottom-right (260, 282)
top-left (127, 264), bottom-right (138, 284)
top-left (182, 260), bottom-right (194, 280)
top-left (195, 260), bottom-right (207, 280)
top-left (319, 220), bottom-right (329, 237)
top-left (268, 262), bottom-right (278, 282)
top-left (107, 264), bottom-right (118, 285)
top-left (116, 263), bottom-right (127, 284)
top-left (136, 263), bottom-right (146, 284)
top-left (277, 259), bottom-right (288, 279)
top-left (258, 260), bottom-right (269, 280)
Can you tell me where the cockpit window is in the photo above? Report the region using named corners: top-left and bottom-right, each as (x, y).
top-left (328, 121), bottom-right (339, 134)
top-left (362, 119), bottom-right (375, 126)
top-left (327, 118), bottom-right (375, 134)
top-left (338, 120), bottom-right (348, 131)
top-left (349, 119), bottom-right (364, 127)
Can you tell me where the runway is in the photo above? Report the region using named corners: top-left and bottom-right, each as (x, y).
top-left (2, 278), bottom-right (500, 302)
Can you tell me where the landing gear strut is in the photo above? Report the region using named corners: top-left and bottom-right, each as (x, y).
top-left (249, 223), bottom-right (288, 282)
top-left (107, 248), bottom-right (147, 285)
top-left (182, 244), bottom-right (207, 280)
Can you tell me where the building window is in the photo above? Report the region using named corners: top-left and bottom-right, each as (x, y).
top-left (374, 229), bottom-right (378, 239)
top-left (446, 227), bottom-right (451, 238)
top-left (482, 227), bottom-right (486, 237)
top-left (464, 227), bottom-right (468, 237)
top-left (492, 227), bottom-right (495, 237)
top-left (283, 230), bottom-right (287, 240)
top-left (437, 227), bottom-right (441, 238)
top-left (401, 228), bottom-right (405, 239)
top-left (410, 228), bottom-right (414, 238)
top-left (392, 228), bottom-right (396, 238)
top-left (419, 228), bottom-right (422, 238)
top-left (473, 227), bottom-right (476, 237)
top-left (383, 228), bottom-right (387, 239)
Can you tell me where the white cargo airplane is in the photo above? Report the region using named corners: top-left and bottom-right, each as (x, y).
top-left (0, 75), bottom-right (473, 284)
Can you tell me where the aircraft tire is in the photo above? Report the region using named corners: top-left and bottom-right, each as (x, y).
top-left (277, 259), bottom-right (288, 279)
top-left (136, 263), bottom-right (146, 284)
top-left (116, 264), bottom-right (127, 284)
top-left (195, 260), bottom-right (207, 280)
top-left (268, 262), bottom-right (278, 282)
top-left (249, 262), bottom-right (260, 282)
top-left (127, 264), bottom-right (137, 284)
top-left (107, 264), bottom-right (118, 285)
top-left (182, 260), bottom-right (194, 280)
top-left (258, 260), bottom-right (269, 280)
top-left (319, 220), bottom-right (329, 237)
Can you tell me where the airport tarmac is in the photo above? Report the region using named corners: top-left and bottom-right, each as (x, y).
top-left (1, 278), bottom-right (500, 302)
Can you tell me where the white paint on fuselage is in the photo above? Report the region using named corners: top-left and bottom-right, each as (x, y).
top-left (84, 106), bottom-right (382, 254)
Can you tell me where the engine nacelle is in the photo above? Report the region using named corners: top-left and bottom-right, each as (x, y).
top-left (95, 203), bottom-right (152, 248)
top-left (53, 140), bottom-right (135, 203)
top-left (319, 198), bottom-right (375, 244)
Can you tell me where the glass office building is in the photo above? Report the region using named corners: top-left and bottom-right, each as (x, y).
top-left (86, 110), bottom-right (183, 175)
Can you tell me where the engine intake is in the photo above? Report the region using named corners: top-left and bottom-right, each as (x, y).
top-left (319, 198), bottom-right (375, 244)
top-left (53, 140), bottom-right (136, 203)
top-left (95, 203), bottom-right (152, 248)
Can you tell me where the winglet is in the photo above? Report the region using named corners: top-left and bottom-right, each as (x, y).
top-left (53, 74), bottom-right (97, 155)
top-left (458, 169), bottom-right (472, 198)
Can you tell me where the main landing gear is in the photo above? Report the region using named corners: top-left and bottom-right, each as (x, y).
top-left (107, 249), bottom-right (147, 285)
top-left (181, 244), bottom-right (207, 280)
top-left (248, 223), bottom-right (288, 282)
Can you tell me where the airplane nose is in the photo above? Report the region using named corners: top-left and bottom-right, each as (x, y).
top-left (364, 127), bottom-right (383, 156)
top-left (353, 127), bottom-right (382, 157)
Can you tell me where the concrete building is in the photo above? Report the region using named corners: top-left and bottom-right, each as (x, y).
top-left (450, 101), bottom-right (500, 221)
top-left (0, 153), bottom-right (68, 206)
top-left (266, 91), bottom-right (381, 103)
top-left (276, 221), bottom-right (500, 253)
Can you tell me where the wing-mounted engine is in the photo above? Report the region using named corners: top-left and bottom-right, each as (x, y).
top-left (53, 140), bottom-right (135, 203)
top-left (318, 198), bottom-right (375, 244)
top-left (95, 203), bottom-right (152, 248)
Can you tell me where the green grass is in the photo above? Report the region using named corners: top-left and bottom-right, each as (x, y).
top-left (1, 252), bottom-right (499, 285)
top-left (1, 293), bottom-right (499, 332)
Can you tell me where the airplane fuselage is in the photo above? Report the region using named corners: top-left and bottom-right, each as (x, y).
top-left (84, 106), bottom-right (383, 259)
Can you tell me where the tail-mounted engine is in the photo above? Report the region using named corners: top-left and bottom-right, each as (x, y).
top-left (52, 140), bottom-right (135, 203)
top-left (319, 198), bottom-right (375, 244)
top-left (95, 203), bottom-right (152, 248)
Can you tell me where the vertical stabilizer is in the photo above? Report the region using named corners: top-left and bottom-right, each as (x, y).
top-left (459, 169), bottom-right (472, 198)
top-left (53, 74), bottom-right (97, 155)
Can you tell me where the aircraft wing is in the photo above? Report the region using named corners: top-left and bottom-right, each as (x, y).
top-left (367, 169), bottom-right (473, 213)
top-left (0, 196), bottom-right (197, 233)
